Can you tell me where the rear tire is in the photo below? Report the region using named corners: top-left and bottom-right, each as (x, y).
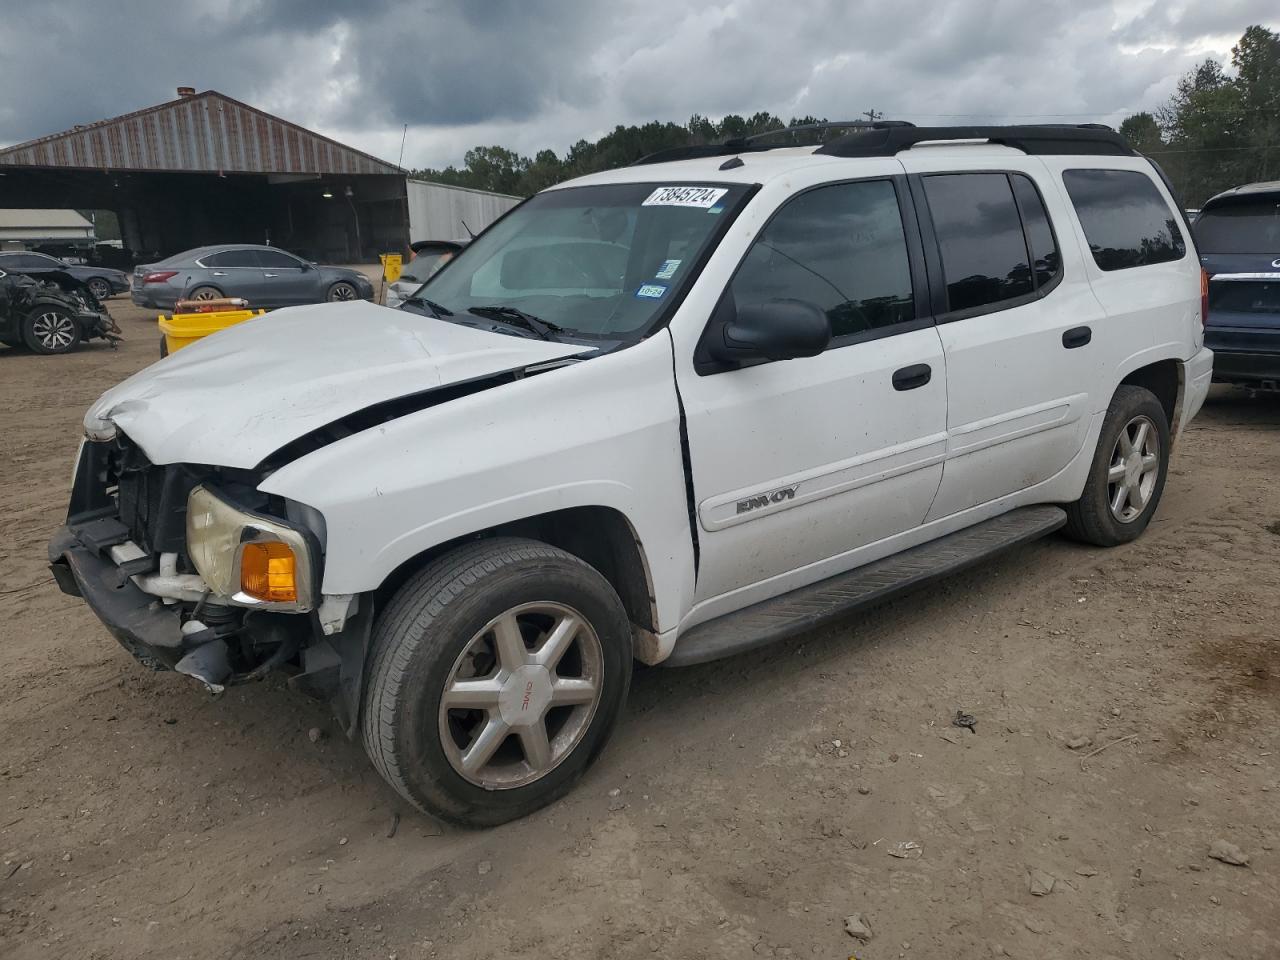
top-left (1063, 385), bottom-right (1170, 546)
top-left (362, 537), bottom-right (632, 827)
top-left (187, 285), bottom-right (222, 302)
top-left (22, 306), bottom-right (81, 354)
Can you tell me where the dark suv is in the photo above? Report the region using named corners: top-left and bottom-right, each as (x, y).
top-left (1195, 181), bottom-right (1280, 389)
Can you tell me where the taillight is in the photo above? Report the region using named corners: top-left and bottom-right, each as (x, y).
top-left (1200, 269), bottom-right (1209, 326)
top-left (142, 270), bottom-right (178, 284)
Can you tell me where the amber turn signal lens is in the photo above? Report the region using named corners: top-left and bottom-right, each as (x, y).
top-left (240, 541), bottom-right (298, 603)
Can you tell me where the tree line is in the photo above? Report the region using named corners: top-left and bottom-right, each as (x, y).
top-left (413, 25), bottom-right (1279, 209)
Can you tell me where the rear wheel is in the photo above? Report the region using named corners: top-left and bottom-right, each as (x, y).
top-left (327, 281), bottom-right (359, 302)
top-left (22, 307), bottom-right (81, 354)
top-left (1063, 385), bottom-right (1170, 546)
top-left (187, 285), bottom-right (221, 302)
top-left (362, 538), bottom-right (632, 827)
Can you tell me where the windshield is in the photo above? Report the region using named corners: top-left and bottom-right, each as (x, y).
top-left (411, 182), bottom-right (750, 339)
top-left (399, 248), bottom-right (458, 284)
top-left (1195, 199), bottom-right (1280, 254)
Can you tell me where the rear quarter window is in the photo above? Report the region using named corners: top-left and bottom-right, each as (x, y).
top-left (1063, 169), bottom-right (1186, 271)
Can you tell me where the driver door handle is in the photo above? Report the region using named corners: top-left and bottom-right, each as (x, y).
top-left (892, 363), bottom-right (932, 391)
top-left (264, 273), bottom-right (278, 278)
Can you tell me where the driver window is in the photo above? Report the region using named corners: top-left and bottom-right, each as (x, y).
top-left (730, 180), bottom-right (915, 339)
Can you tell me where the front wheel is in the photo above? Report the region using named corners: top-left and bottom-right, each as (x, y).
top-left (362, 538), bottom-right (632, 827)
top-left (22, 306), bottom-right (82, 354)
top-left (327, 281), bottom-right (359, 302)
top-left (86, 277), bottom-right (112, 301)
top-left (1063, 385), bottom-right (1170, 546)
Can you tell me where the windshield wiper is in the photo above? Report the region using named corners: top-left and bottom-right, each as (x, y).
top-left (468, 305), bottom-right (564, 341)
top-left (402, 294), bottom-right (453, 318)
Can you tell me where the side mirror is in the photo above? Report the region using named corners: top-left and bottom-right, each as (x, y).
top-left (708, 298), bottom-right (831, 364)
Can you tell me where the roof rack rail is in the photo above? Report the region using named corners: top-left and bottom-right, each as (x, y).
top-left (631, 119), bottom-right (916, 166)
top-left (814, 123), bottom-right (1134, 158)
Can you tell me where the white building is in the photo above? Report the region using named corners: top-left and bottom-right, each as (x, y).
top-left (0, 208), bottom-right (95, 250)
top-left (406, 180), bottom-right (521, 243)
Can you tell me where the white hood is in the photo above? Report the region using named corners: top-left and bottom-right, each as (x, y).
top-left (85, 301), bottom-right (585, 469)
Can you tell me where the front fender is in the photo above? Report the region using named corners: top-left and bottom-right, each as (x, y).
top-left (258, 332), bottom-right (696, 633)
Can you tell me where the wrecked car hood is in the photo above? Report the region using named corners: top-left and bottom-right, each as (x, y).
top-left (85, 301), bottom-right (585, 469)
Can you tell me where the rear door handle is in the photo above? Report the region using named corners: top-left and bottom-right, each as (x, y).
top-left (211, 271), bottom-right (227, 277)
top-left (264, 273), bottom-right (278, 278)
top-left (1062, 326), bottom-right (1092, 349)
top-left (892, 363), bottom-right (932, 391)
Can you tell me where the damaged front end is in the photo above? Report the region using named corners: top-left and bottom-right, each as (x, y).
top-left (48, 433), bottom-right (369, 728)
top-left (0, 271), bottom-right (120, 347)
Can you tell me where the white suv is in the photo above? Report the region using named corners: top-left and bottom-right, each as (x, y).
top-left (50, 123), bottom-right (1214, 826)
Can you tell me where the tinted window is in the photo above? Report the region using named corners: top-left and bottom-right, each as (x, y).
top-left (257, 249), bottom-right (303, 268)
top-left (203, 249), bottom-right (259, 268)
top-left (925, 173), bottom-right (1034, 312)
top-left (1063, 169), bottom-right (1185, 270)
top-left (1011, 174), bottom-right (1061, 289)
top-left (1194, 200), bottom-right (1280, 254)
top-left (730, 180), bottom-right (915, 338)
top-left (0, 253), bottom-right (42, 267)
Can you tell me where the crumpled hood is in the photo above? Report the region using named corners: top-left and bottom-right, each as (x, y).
top-left (86, 301), bottom-right (585, 469)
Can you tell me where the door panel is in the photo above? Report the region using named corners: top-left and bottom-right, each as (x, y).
top-left (685, 328), bottom-right (947, 603)
top-left (900, 159), bottom-right (1105, 520)
top-left (674, 174), bottom-right (947, 608)
top-left (256, 250), bottom-right (314, 305)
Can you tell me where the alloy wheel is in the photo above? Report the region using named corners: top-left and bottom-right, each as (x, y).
top-left (329, 282), bottom-right (358, 301)
top-left (1106, 414), bottom-right (1160, 523)
top-left (31, 311), bottom-right (77, 351)
top-left (438, 602), bottom-right (604, 790)
top-left (87, 279), bottom-right (111, 301)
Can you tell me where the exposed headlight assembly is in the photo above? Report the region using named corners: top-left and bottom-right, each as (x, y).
top-left (186, 485), bottom-right (318, 611)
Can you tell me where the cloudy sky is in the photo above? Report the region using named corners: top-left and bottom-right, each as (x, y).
top-left (1, 0), bottom-right (1276, 170)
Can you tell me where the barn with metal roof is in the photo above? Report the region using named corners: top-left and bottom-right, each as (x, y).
top-left (0, 88), bottom-right (408, 263)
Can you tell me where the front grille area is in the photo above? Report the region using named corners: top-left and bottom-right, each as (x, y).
top-left (71, 436), bottom-right (200, 559)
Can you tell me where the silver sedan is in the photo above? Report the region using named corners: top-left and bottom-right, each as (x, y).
top-left (131, 244), bottom-right (374, 310)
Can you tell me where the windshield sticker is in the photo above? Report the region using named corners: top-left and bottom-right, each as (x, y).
top-left (654, 259), bottom-right (681, 280)
top-left (707, 203), bottom-right (725, 215)
top-left (642, 186), bottom-right (728, 209)
top-left (636, 283), bottom-right (667, 299)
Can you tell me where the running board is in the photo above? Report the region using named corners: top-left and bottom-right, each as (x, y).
top-left (665, 505), bottom-right (1067, 667)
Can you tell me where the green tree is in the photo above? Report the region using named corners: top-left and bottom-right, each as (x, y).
top-left (1118, 112), bottom-right (1162, 153)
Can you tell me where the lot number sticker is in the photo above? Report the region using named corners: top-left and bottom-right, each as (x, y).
top-left (643, 186), bottom-right (728, 208)
top-left (636, 284), bottom-right (667, 299)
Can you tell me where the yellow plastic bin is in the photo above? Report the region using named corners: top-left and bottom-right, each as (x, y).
top-left (158, 308), bottom-right (265, 356)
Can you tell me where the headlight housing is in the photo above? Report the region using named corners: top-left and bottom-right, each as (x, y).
top-left (186, 485), bottom-right (318, 611)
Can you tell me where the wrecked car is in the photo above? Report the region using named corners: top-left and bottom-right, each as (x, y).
top-left (50, 123), bottom-right (1211, 827)
top-left (0, 269), bottom-right (118, 354)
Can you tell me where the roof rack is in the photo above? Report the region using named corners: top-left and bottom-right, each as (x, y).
top-left (815, 124), bottom-right (1134, 158)
top-left (630, 120), bottom-right (915, 166)
top-left (631, 121), bottom-right (1133, 167)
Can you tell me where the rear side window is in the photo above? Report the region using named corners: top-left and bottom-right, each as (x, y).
top-left (203, 249), bottom-right (259, 268)
top-left (1194, 200), bottom-right (1280, 254)
top-left (1062, 169), bottom-right (1186, 271)
top-left (1011, 175), bottom-right (1062, 288)
top-left (923, 173), bottom-right (1035, 313)
top-left (730, 179), bottom-right (915, 339)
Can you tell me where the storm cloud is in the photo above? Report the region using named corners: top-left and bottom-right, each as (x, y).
top-left (1, 0), bottom-right (1276, 170)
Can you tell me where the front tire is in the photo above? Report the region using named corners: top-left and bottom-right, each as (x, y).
top-left (362, 538), bottom-right (632, 827)
top-left (327, 281), bottom-right (359, 302)
top-left (1063, 385), bottom-right (1170, 546)
top-left (86, 277), bottom-right (112, 301)
top-left (22, 306), bottom-right (82, 354)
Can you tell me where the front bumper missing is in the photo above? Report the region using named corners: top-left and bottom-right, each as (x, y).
top-left (48, 525), bottom-right (229, 689)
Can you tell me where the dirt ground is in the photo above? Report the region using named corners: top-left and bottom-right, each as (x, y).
top-left (2, 299), bottom-right (1278, 960)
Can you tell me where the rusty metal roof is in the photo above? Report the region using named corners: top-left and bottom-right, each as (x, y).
top-left (0, 90), bottom-right (401, 176)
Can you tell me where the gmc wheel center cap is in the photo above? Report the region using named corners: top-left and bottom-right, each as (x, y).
top-left (499, 665), bottom-right (553, 726)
